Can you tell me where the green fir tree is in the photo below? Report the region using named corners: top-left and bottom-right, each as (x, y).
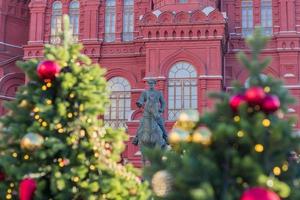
top-left (0, 16), bottom-right (150, 200)
top-left (145, 28), bottom-right (300, 200)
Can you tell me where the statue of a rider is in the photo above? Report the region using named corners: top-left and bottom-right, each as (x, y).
top-left (132, 79), bottom-right (168, 145)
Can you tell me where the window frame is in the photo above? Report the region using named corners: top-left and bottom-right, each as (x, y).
top-left (241, 0), bottom-right (254, 38)
top-left (105, 0), bottom-right (116, 42)
top-left (50, 1), bottom-right (63, 44)
top-left (260, 0), bottom-right (273, 36)
top-left (122, 0), bottom-right (134, 42)
top-left (104, 77), bottom-right (131, 129)
top-left (167, 62), bottom-right (198, 121)
top-left (69, 0), bottom-right (80, 42)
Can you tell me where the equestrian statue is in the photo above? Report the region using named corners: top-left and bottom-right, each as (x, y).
top-left (132, 79), bottom-right (168, 165)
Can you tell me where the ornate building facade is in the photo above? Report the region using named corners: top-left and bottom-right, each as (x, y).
top-left (1, 0), bottom-right (300, 165)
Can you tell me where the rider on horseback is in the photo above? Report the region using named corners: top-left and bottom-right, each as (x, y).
top-left (132, 79), bottom-right (169, 145)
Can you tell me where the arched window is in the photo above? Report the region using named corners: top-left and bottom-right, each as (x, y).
top-left (69, 0), bottom-right (80, 42)
top-left (50, 1), bottom-right (62, 44)
top-left (261, 0), bottom-right (272, 35)
top-left (244, 74), bottom-right (268, 88)
top-left (241, 0), bottom-right (253, 37)
top-left (105, 0), bottom-right (116, 42)
top-left (104, 77), bottom-right (131, 128)
top-left (123, 0), bottom-right (134, 41)
top-left (168, 62), bottom-right (197, 120)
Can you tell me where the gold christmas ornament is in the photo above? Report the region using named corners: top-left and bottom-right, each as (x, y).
top-left (20, 133), bottom-right (44, 151)
top-left (19, 100), bottom-right (28, 108)
top-left (192, 132), bottom-right (202, 143)
top-left (151, 170), bottom-right (173, 197)
top-left (192, 126), bottom-right (212, 146)
top-left (175, 110), bottom-right (199, 131)
top-left (169, 128), bottom-right (189, 144)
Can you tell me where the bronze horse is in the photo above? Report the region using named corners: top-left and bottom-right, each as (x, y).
top-left (133, 79), bottom-right (168, 166)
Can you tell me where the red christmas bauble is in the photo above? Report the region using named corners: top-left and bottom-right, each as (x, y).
top-left (229, 94), bottom-right (246, 112)
top-left (245, 87), bottom-right (266, 105)
top-left (262, 95), bottom-right (280, 113)
top-left (19, 178), bottom-right (37, 200)
top-left (37, 60), bottom-right (60, 80)
top-left (240, 187), bottom-right (280, 200)
top-left (0, 171), bottom-right (5, 181)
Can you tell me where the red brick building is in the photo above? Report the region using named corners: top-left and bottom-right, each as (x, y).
top-left (1, 0), bottom-right (300, 165)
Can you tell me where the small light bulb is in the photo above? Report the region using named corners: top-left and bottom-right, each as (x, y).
top-left (234, 116), bottom-right (240, 122)
top-left (34, 115), bottom-right (40, 120)
top-left (262, 119), bottom-right (271, 127)
top-left (56, 123), bottom-right (62, 129)
top-left (58, 128), bottom-right (64, 133)
top-left (12, 152), bottom-right (17, 158)
top-left (69, 93), bottom-right (75, 98)
top-left (42, 121), bottom-right (48, 127)
top-left (282, 163), bottom-right (289, 172)
top-left (80, 130), bottom-right (85, 137)
top-left (73, 176), bottom-right (79, 182)
top-left (255, 144), bottom-right (264, 153)
top-left (67, 113), bottom-right (73, 118)
top-left (264, 86), bottom-right (271, 93)
top-left (237, 130), bottom-right (244, 137)
top-left (266, 179), bottom-right (274, 187)
top-left (46, 82), bottom-right (52, 88)
top-left (90, 165), bottom-right (96, 170)
top-left (6, 194), bottom-right (12, 199)
top-left (24, 154), bottom-right (30, 160)
top-left (42, 85), bottom-right (47, 91)
top-left (46, 99), bottom-right (52, 105)
top-left (273, 166), bottom-right (281, 176)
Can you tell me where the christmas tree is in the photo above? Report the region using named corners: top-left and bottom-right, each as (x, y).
top-left (0, 16), bottom-right (150, 200)
top-left (145, 28), bottom-right (300, 200)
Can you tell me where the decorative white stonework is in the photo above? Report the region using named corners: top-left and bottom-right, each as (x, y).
top-left (152, 9), bottom-right (162, 17)
top-left (284, 73), bottom-right (295, 77)
top-left (202, 6), bottom-right (215, 16)
top-left (222, 12), bottom-right (227, 19)
top-left (134, 151), bottom-right (142, 156)
top-left (199, 75), bottom-right (223, 79)
top-left (288, 108), bottom-right (296, 113)
top-left (143, 76), bottom-right (166, 80)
